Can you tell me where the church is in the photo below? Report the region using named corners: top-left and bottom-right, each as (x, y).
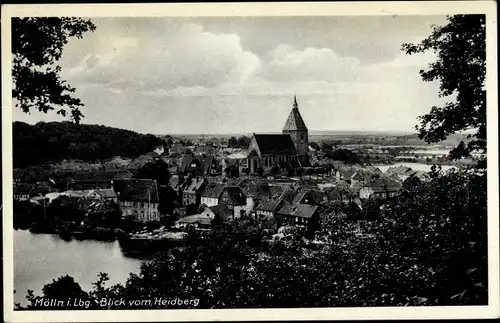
top-left (245, 95), bottom-right (309, 174)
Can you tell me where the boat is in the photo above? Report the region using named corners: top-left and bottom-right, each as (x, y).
top-left (118, 229), bottom-right (188, 256)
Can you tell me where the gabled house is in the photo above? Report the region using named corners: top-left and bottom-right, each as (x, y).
top-left (237, 179), bottom-right (286, 211)
top-left (409, 170), bottom-right (427, 181)
top-left (181, 177), bottom-right (207, 207)
top-left (88, 188), bottom-right (118, 202)
top-left (117, 179), bottom-right (160, 223)
top-left (111, 170), bottom-right (134, 193)
top-left (275, 202), bottom-right (319, 227)
top-left (386, 165), bottom-right (415, 182)
top-left (174, 203), bottom-right (232, 229)
top-left (78, 198), bottom-right (117, 226)
top-left (255, 198), bottom-right (283, 218)
top-left (180, 155), bottom-right (218, 176)
top-left (200, 182), bottom-right (225, 207)
top-left (335, 168), bottom-right (356, 184)
top-left (175, 213), bottom-right (212, 230)
top-left (220, 186), bottom-right (249, 219)
top-left (350, 169), bottom-right (381, 187)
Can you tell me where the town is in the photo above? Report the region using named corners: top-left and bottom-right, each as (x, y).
top-left (13, 96), bottom-right (438, 252)
top-left (9, 12), bottom-right (490, 313)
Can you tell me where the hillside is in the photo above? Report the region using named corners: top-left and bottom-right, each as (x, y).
top-left (13, 121), bottom-right (165, 168)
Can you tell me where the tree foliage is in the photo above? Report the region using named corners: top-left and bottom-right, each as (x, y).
top-left (324, 148), bottom-right (361, 164)
top-left (136, 159), bottom-right (171, 185)
top-left (13, 121), bottom-right (164, 168)
top-left (228, 137), bottom-right (238, 148)
top-left (237, 136), bottom-right (251, 149)
top-left (12, 18), bottom-right (96, 123)
top-left (402, 15), bottom-right (486, 163)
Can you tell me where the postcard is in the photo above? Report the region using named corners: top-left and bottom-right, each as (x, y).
top-left (2, 1), bottom-right (499, 322)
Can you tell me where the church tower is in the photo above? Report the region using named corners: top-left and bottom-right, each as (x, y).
top-left (282, 95), bottom-right (309, 163)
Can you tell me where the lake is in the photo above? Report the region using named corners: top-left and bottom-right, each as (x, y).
top-left (13, 229), bottom-right (143, 307)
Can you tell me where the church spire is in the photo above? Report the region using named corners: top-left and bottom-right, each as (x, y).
top-left (283, 95), bottom-right (308, 132)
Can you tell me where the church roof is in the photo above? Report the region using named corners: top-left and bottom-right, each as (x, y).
top-left (282, 96), bottom-right (308, 131)
top-left (253, 134), bottom-right (297, 155)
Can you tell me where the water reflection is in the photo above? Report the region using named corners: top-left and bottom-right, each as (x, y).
top-left (14, 229), bottom-right (143, 307)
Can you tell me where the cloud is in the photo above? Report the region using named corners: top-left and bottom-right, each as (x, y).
top-left (62, 22), bottom-right (261, 92)
top-left (16, 18), bottom-right (446, 134)
top-left (259, 44), bottom-right (362, 83)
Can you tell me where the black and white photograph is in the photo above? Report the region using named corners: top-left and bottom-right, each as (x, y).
top-left (2, 2), bottom-right (499, 322)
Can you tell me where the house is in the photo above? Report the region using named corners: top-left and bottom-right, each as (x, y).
top-left (175, 203), bottom-right (232, 229)
top-left (168, 174), bottom-right (185, 190)
top-left (255, 198), bottom-right (282, 218)
top-left (78, 199), bottom-right (116, 226)
top-left (126, 154), bottom-right (158, 172)
top-left (324, 186), bottom-right (355, 204)
top-left (169, 142), bottom-right (184, 155)
top-left (208, 203), bottom-right (233, 221)
top-left (117, 179), bottom-right (160, 223)
top-left (221, 151), bottom-right (250, 176)
top-left (88, 188), bottom-right (118, 202)
top-left (193, 145), bottom-right (217, 156)
top-left (359, 178), bottom-right (402, 200)
top-left (409, 170), bottom-right (427, 181)
top-left (236, 179), bottom-right (286, 211)
top-left (275, 202), bottom-right (319, 227)
top-left (179, 155), bottom-right (218, 176)
top-left (68, 170), bottom-right (121, 190)
top-left (350, 169), bottom-right (381, 187)
top-left (365, 166), bottom-right (383, 175)
top-left (386, 165), bottom-right (415, 182)
top-left (168, 174), bottom-right (185, 200)
top-left (335, 168), bottom-right (356, 184)
top-left (175, 213), bottom-right (212, 230)
top-left (220, 186), bottom-right (249, 219)
top-left (200, 182), bottom-right (225, 207)
top-left (181, 177), bottom-right (207, 207)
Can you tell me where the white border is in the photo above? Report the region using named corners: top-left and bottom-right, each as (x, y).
top-left (2, 1), bottom-right (499, 322)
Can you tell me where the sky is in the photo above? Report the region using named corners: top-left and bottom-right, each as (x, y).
top-left (13, 15), bottom-right (450, 135)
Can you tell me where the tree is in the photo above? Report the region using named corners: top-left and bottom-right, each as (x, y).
top-left (12, 18), bottom-right (96, 123)
top-left (228, 137), bottom-right (238, 148)
top-left (402, 15), bottom-right (486, 166)
top-left (362, 197), bottom-right (381, 221)
top-left (22, 275), bottom-right (90, 310)
top-left (237, 136), bottom-right (251, 149)
top-left (320, 141), bottom-right (333, 152)
top-left (136, 159), bottom-right (171, 185)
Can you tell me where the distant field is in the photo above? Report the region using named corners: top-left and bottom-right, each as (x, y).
top-left (160, 130), bottom-right (468, 147)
